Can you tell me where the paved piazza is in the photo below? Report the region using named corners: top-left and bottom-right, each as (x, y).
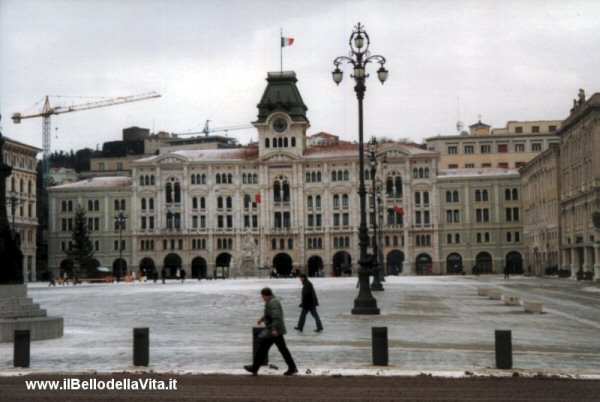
top-left (1, 276), bottom-right (599, 376)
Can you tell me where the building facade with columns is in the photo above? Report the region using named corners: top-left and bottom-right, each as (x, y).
top-left (47, 71), bottom-right (444, 278)
top-left (3, 137), bottom-right (41, 281)
top-left (520, 145), bottom-right (561, 277)
top-left (558, 92), bottom-right (600, 279)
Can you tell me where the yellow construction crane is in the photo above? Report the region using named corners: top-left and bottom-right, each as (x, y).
top-left (12, 92), bottom-right (161, 186)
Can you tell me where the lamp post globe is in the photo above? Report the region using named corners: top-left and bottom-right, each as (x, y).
top-left (332, 23), bottom-right (388, 314)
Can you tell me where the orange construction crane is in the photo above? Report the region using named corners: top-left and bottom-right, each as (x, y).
top-left (12, 92), bottom-right (161, 186)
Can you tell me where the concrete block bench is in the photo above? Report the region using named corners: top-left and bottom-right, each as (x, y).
top-left (477, 288), bottom-right (489, 296)
top-left (488, 290), bottom-right (502, 300)
top-left (523, 301), bottom-right (544, 313)
top-left (503, 295), bottom-right (520, 306)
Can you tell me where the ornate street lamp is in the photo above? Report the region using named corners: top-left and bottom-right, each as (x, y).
top-left (114, 211), bottom-right (127, 281)
top-left (369, 137), bottom-right (384, 291)
top-left (332, 22), bottom-right (388, 315)
top-left (8, 190), bottom-right (21, 241)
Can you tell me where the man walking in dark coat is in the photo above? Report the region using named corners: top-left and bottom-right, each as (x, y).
top-left (294, 274), bottom-right (324, 332)
top-left (245, 287), bottom-right (298, 376)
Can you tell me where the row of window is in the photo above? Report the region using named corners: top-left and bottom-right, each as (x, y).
top-left (445, 188), bottom-right (519, 203)
top-left (9, 177), bottom-right (34, 195)
top-left (415, 235), bottom-right (431, 246)
top-left (305, 171), bottom-right (322, 183)
top-left (271, 238), bottom-right (294, 250)
top-left (333, 236), bottom-right (351, 249)
top-left (307, 237), bottom-right (322, 249)
top-left (265, 137), bottom-right (297, 148)
top-left (448, 143), bottom-right (544, 155)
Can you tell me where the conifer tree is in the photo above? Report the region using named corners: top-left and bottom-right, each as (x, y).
top-left (65, 205), bottom-right (95, 278)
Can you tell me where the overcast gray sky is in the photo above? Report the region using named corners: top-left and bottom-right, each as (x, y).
top-left (1, 0), bottom-right (600, 153)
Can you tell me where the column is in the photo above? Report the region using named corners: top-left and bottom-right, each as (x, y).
top-left (594, 246), bottom-right (600, 282)
top-left (570, 247), bottom-right (577, 277)
top-left (583, 245), bottom-right (591, 273)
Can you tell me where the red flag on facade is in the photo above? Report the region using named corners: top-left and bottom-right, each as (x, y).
top-left (255, 194), bottom-right (262, 203)
top-left (394, 205), bottom-right (405, 216)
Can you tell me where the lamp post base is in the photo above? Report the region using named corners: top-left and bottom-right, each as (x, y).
top-left (352, 269), bottom-right (380, 315)
top-left (370, 281), bottom-right (384, 291)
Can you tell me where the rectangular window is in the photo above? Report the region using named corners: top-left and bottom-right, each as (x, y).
top-left (465, 163), bottom-right (475, 168)
top-left (218, 215), bottom-right (224, 228)
top-left (549, 125), bottom-right (557, 132)
top-left (333, 213), bottom-right (340, 227)
top-left (308, 215), bottom-right (314, 227)
top-left (498, 162), bottom-right (509, 169)
top-left (481, 144), bottom-right (491, 153)
top-left (415, 211), bottom-right (422, 224)
top-left (515, 126), bottom-right (523, 134)
top-left (464, 145), bottom-right (474, 154)
top-left (482, 163), bottom-right (491, 168)
top-left (316, 214), bottom-right (322, 227)
top-left (141, 216), bottom-right (147, 229)
top-left (515, 162), bottom-right (526, 168)
top-left (424, 211), bottom-right (430, 224)
top-left (448, 146), bottom-right (458, 154)
top-left (227, 215), bottom-right (233, 228)
top-left (532, 126), bottom-right (540, 133)
top-left (515, 144), bottom-right (525, 152)
top-left (193, 216), bottom-right (199, 228)
top-left (498, 144), bottom-right (508, 153)
top-left (252, 215), bottom-right (258, 228)
top-left (149, 217), bottom-right (154, 229)
top-left (448, 164), bottom-right (458, 169)
top-left (532, 143), bottom-right (542, 152)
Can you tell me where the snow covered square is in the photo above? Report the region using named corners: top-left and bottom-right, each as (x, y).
top-left (1, 275), bottom-right (599, 377)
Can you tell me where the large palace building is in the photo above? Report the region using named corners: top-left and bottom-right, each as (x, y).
top-left (48, 71), bottom-right (559, 279)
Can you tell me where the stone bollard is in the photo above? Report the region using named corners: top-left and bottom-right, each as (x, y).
top-left (495, 330), bottom-right (512, 369)
top-left (14, 330), bottom-right (30, 368)
top-left (372, 327), bottom-right (388, 366)
top-left (133, 328), bottom-right (149, 366)
top-left (252, 327), bottom-right (268, 366)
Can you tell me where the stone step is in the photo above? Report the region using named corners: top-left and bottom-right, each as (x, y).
top-left (0, 316), bottom-right (64, 342)
top-left (0, 297), bottom-right (34, 307)
top-left (0, 307), bottom-right (46, 319)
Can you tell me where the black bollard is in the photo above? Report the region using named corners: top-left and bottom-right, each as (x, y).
top-left (495, 330), bottom-right (512, 369)
top-left (372, 327), bottom-right (388, 366)
top-left (14, 330), bottom-right (30, 368)
top-left (252, 327), bottom-right (268, 366)
top-left (133, 328), bottom-right (149, 366)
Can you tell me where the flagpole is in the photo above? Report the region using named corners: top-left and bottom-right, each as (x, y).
top-left (280, 28), bottom-right (283, 74)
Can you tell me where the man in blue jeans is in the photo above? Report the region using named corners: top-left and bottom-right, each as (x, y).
top-left (294, 274), bottom-right (324, 332)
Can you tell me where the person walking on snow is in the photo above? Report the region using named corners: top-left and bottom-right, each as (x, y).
top-left (294, 274), bottom-right (324, 332)
top-left (244, 287), bottom-right (298, 376)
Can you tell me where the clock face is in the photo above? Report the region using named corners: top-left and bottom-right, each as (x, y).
top-left (273, 118), bottom-right (288, 133)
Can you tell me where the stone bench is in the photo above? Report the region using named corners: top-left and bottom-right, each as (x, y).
top-left (477, 288), bottom-right (489, 296)
top-left (488, 290), bottom-right (502, 300)
top-left (503, 295), bottom-right (520, 306)
top-left (523, 301), bottom-right (544, 313)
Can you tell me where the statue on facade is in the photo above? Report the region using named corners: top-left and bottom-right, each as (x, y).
top-left (237, 234), bottom-right (258, 277)
top-left (0, 114), bottom-right (24, 284)
top-left (578, 88), bottom-right (586, 106)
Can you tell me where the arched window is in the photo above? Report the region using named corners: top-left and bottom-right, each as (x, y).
top-left (149, 198), bottom-right (154, 210)
top-left (282, 181), bottom-right (290, 202)
top-left (120, 199), bottom-right (126, 210)
top-left (317, 172), bottom-right (321, 181)
top-left (423, 191), bottom-right (429, 205)
top-left (291, 137), bottom-right (296, 147)
top-left (191, 174), bottom-right (196, 185)
top-left (271, 239), bottom-right (277, 249)
top-left (475, 190), bottom-right (481, 202)
top-left (20, 179), bottom-right (24, 192)
top-left (140, 176), bottom-right (144, 186)
top-left (201, 174), bottom-right (206, 184)
top-left (395, 176), bottom-right (402, 197)
top-left (273, 181), bottom-right (281, 202)
top-left (413, 168), bottom-right (418, 179)
top-left (453, 191), bottom-right (459, 202)
top-left (338, 170), bottom-right (343, 180)
top-left (424, 168), bottom-right (430, 178)
top-left (419, 168), bottom-right (424, 178)
top-left (307, 195), bottom-right (313, 208)
top-left (216, 174), bottom-right (221, 184)
top-left (174, 182), bottom-right (181, 203)
top-left (334, 237), bottom-right (339, 248)
top-left (505, 188), bottom-right (511, 200)
top-left (253, 174), bottom-right (258, 184)
top-left (278, 137), bottom-right (283, 147)
top-left (342, 194), bottom-right (349, 208)
top-left (446, 191), bottom-right (452, 203)
top-left (415, 192), bottom-right (421, 205)
top-left (343, 170), bottom-right (349, 181)
top-left (306, 172), bottom-right (310, 182)
top-left (114, 199), bottom-right (120, 210)
top-left (315, 195), bottom-right (321, 208)
top-left (94, 200), bottom-right (99, 210)
top-left (386, 177), bottom-right (394, 196)
top-left (447, 234), bottom-right (452, 244)
top-left (482, 189), bottom-right (488, 201)
top-left (150, 176), bottom-right (155, 185)
top-left (284, 137), bottom-right (288, 147)
top-left (11, 177), bottom-right (15, 191)
top-left (265, 138), bottom-right (270, 148)
top-left (200, 197), bottom-right (205, 209)
top-left (332, 171), bottom-right (337, 181)
top-left (192, 197), bottom-right (198, 209)
top-left (226, 196), bottom-right (232, 209)
top-left (311, 172), bottom-right (316, 182)
top-left (227, 173), bottom-right (232, 184)
top-left (217, 196), bottom-right (223, 209)
top-left (141, 198), bottom-right (146, 210)
top-left (333, 194), bottom-right (340, 208)
top-left (273, 137), bottom-right (277, 148)
top-left (512, 188), bottom-right (518, 200)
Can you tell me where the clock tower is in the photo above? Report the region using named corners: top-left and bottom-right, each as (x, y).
top-left (253, 71), bottom-right (310, 160)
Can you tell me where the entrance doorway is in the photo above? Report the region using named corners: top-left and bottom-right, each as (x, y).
top-left (307, 256), bottom-right (323, 277)
top-left (273, 253), bottom-right (293, 277)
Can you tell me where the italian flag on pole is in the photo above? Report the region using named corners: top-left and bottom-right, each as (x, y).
top-left (281, 37), bottom-right (294, 47)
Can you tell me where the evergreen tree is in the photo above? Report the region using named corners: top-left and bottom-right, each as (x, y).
top-left (65, 205), bottom-right (95, 279)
